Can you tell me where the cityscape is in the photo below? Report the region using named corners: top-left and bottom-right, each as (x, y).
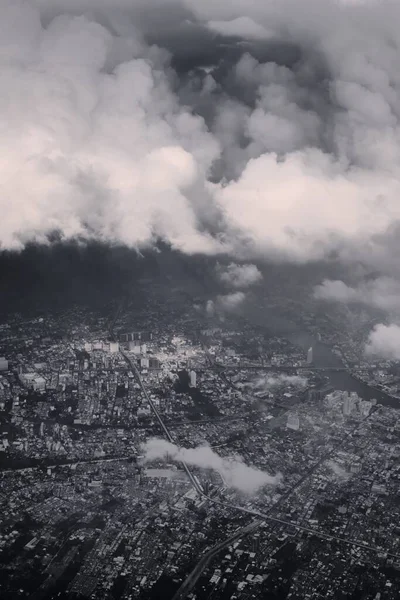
top-left (1, 278), bottom-right (400, 600)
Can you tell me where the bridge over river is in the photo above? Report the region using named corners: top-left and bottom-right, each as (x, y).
top-left (200, 363), bottom-right (347, 373)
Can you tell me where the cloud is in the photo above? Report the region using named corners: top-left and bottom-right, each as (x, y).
top-left (2, 0), bottom-right (400, 270)
top-left (142, 437), bottom-right (281, 493)
top-left (213, 150), bottom-right (400, 262)
top-left (0, 1), bottom-right (222, 253)
top-left (253, 374), bottom-right (308, 390)
top-left (207, 17), bottom-right (275, 40)
top-left (314, 277), bottom-right (400, 313)
top-left (205, 291), bottom-right (245, 316)
top-left (206, 299), bottom-right (216, 315)
top-left (217, 262), bottom-right (262, 288)
top-left (216, 291), bottom-right (246, 310)
top-left (314, 279), bottom-right (359, 303)
top-left (365, 323), bottom-right (400, 360)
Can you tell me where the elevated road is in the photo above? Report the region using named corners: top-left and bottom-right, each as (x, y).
top-left (120, 350), bottom-right (204, 494)
top-left (204, 364), bottom-right (346, 372)
top-left (205, 495), bottom-right (400, 560)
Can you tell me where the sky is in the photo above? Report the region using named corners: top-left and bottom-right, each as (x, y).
top-left (3, 0), bottom-right (400, 354)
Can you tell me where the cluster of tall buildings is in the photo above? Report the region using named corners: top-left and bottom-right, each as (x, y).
top-left (326, 390), bottom-right (375, 416)
top-left (84, 341), bottom-right (119, 353)
top-left (19, 372), bottom-right (46, 391)
top-left (128, 342), bottom-right (147, 354)
top-left (119, 332), bottom-right (153, 343)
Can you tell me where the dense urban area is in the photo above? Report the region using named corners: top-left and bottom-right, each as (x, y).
top-left (1, 279), bottom-right (400, 600)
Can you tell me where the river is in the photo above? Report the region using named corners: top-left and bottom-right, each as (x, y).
top-left (241, 303), bottom-right (400, 409)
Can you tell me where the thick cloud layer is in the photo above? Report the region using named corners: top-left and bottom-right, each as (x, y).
top-left (1, 1), bottom-right (221, 253)
top-left (142, 437), bottom-right (281, 493)
top-left (3, 0), bottom-right (400, 269)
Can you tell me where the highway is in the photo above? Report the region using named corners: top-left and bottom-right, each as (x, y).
top-left (207, 495), bottom-right (400, 560)
top-left (168, 414), bottom-right (247, 428)
top-left (120, 349), bottom-right (266, 600)
top-left (0, 454), bottom-right (132, 473)
top-left (120, 350), bottom-right (204, 495)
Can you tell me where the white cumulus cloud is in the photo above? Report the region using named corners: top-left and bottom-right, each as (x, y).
top-left (216, 291), bottom-right (246, 311)
top-left (142, 437), bottom-right (282, 494)
top-left (255, 374), bottom-right (308, 390)
top-left (314, 277), bottom-right (400, 313)
top-left (365, 323), bottom-right (400, 360)
top-left (0, 1), bottom-right (221, 253)
top-left (217, 262), bottom-right (262, 288)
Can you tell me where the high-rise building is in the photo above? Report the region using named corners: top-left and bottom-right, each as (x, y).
top-left (287, 413), bottom-right (300, 431)
top-left (32, 376), bottom-right (46, 392)
top-left (359, 400), bottom-right (372, 416)
top-left (120, 332), bottom-right (153, 342)
top-left (149, 358), bottom-right (160, 369)
top-left (140, 358), bottom-right (150, 369)
top-left (0, 357), bottom-right (8, 371)
top-left (307, 347), bottom-right (313, 364)
top-left (343, 395), bottom-right (352, 416)
top-left (109, 342), bottom-right (119, 354)
top-left (307, 389), bottom-right (322, 403)
top-left (129, 341), bottom-right (141, 354)
top-left (189, 370), bottom-right (197, 388)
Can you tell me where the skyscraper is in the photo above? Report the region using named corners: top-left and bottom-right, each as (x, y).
top-left (307, 347), bottom-right (313, 364)
top-left (189, 370), bottom-right (197, 388)
top-left (343, 395), bottom-right (352, 416)
top-left (287, 413), bottom-right (300, 430)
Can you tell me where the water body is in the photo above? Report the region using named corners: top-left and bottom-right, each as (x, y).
top-left (242, 303), bottom-right (399, 409)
